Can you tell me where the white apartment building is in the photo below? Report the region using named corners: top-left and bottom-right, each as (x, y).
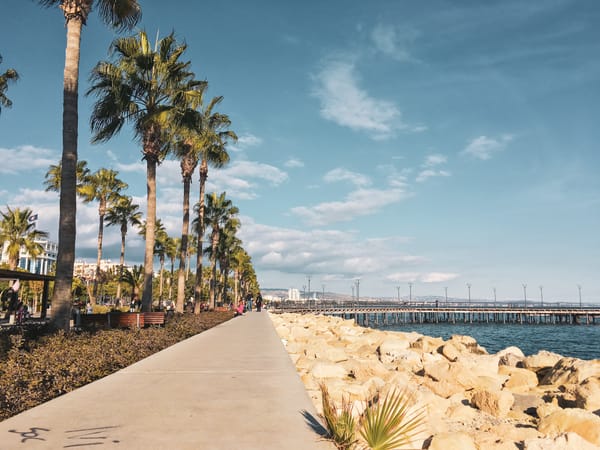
top-left (0, 238), bottom-right (57, 275)
top-left (288, 288), bottom-right (300, 301)
top-left (73, 259), bottom-right (131, 280)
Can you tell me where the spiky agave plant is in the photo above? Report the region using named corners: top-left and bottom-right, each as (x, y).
top-left (320, 383), bottom-right (358, 450)
top-left (358, 388), bottom-right (426, 450)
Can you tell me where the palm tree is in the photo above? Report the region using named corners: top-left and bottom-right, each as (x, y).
top-left (153, 222), bottom-right (169, 306)
top-left (192, 97), bottom-right (236, 313)
top-left (165, 237), bottom-right (178, 304)
top-left (120, 264), bottom-right (143, 300)
top-left (186, 233), bottom-right (197, 281)
top-left (0, 55), bottom-right (19, 116)
top-left (216, 217), bottom-right (241, 305)
top-left (79, 168), bottom-right (127, 303)
top-left (44, 160), bottom-right (90, 193)
top-left (38, 0), bottom-right (141, 330)
top-left (0, 207), bottom-right (49, 270)
top-left (203, 192), bottom-right (238, 309)
top-left (104, 195), bottom-right (142, 300)
top-left (88, 30), bottom-right (203, 312)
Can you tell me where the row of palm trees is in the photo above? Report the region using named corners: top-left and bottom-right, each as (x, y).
top-left (2, 1), bottom-right (259, 329)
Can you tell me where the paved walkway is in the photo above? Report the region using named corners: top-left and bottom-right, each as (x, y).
top-left (0, 312), bottom-right (333, 449)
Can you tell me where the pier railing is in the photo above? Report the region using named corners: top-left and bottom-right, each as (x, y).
top-left (272, 301), bottom-right (600, 325)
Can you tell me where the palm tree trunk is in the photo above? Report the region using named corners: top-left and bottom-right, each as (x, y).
top-left (116, 228), bottom-right (126, 300)
top-left (194, 159), bottom-right (208, 313)
top-left (209, 228), bottom-right (219, 309)
top-left (92, 209), bottom-right (105, 304)
top-left (142, 158), bottom-right (157, 312)
top-left (159, 256), bottom-right (165, 300)
top-left (51, 15), bottom-right (82, 330)
top-left (176, 176), bottom-right (190, 313)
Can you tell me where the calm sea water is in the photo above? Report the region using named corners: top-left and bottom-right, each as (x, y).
top-left (374, 322), bottom-right (600, 360)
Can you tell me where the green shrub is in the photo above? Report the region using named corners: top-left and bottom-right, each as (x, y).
top-left (0, 311), bottom-right (233, 420)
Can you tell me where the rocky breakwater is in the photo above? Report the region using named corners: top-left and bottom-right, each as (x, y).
top-left (270, 312), bottom-right (600, 449)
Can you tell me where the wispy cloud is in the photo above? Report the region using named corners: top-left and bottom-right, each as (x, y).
top-left (371, 24), bottom-right (419, 62)
top-left (416, 169), bottom-right (451, 183)
top-left (323, 168), bottom-right (371, 187)
top-left (284, 158), bottom-right (304, 168)
top-left (0, 145), bottom-right (58, 174)
top-left (230, 133), bottom-right (263, 153)
top-left (423, 154), bottom-right (447, 167)
top-left (312, 60), bottom-right (423, 140)
top-left (462, 134), bottom-right (513, 160)
top-left (209, 160), bottom-right (288, 200)
top-left (386, 271), bottom-right (459, 283)
top-left (290, 186), bottom-right (409, 226)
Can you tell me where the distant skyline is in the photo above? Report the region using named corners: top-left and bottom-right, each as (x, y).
top-left (1, 1), bottom-right (599, 302)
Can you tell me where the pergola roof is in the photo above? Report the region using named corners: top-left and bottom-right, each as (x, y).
top-left (0, 268), bottom-right (54, 282)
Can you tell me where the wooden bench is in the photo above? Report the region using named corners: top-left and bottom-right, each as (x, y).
top-left (143, 312), bottom-right (166, 327)
top-left (110, 312), bottom-right (144, 328)
top-left (80, 313), bottom-right (110, 329)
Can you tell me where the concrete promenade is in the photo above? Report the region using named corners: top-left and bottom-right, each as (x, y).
top-left (0, 312), bottom-right (333, 449)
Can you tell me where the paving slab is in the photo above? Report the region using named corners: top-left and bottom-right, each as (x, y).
top-left (0, 312), bottom-right (333, 449)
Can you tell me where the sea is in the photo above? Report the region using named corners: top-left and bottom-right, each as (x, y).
top-left (372, 322), bottom-right (600, 361)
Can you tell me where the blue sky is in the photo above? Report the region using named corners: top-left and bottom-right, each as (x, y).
top-left (1, 0), bottom-right (599, 303)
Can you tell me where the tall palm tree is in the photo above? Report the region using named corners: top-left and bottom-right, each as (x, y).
top-left (152, 222), bottom-right (169, 305)
top-left (88, 30), bottom-right (203, 312)
top-left (44, 160), bottom-right (90, 194)
top-left (104, 195), bottom-right (142, 300)
top-left (165, 236), bottom-right (178, 304)
top-left (0, 55), bottom-right (18, 116)
top-left (186, 233), bottom-right (197, 281)
top-left (192, 97), bottom-right (236, 313)
top-left (0, 207), bottom-right (49, 270)
top-left (120, 264), bottom-right (143, 300)
top-left (216, 219), bottom-right (240, 305)
top-left (79, 168), bottom-right (127, 303)
top-left (203, 192), bottom-right (238, 309)
top-left (38, 0), bottom-right (141, 330)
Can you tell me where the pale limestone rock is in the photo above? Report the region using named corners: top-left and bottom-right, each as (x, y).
top-left (541, 358), bottom-right (600, 386)
top-left (538, 408), bottom-right (600, 446)
top-left (428, 431), bottom-right (478, 450)
top-left (524, 432), bottom-right (600, 450)
top-left (522, 350), bottom-right (563, 371)
top-left (422, 377), bottom-right (465, 398)
top-left (411, 335), bottom-right (445, 353)
top-left (440, 342), bottom-right (461, 362)
top-left (445, 402), bottom-right (480, 422)
top-left (421, 351), bottom-right (445, 365)
top-left (499, 353), bottom-right (524, 367)
top-left (472, 432), bottom-right (520, 450)
top-left (500, 365), bottom-right (539, 391)
top-left (497, 346), bottom-right (526, 359)
top-left (449, 334), bottom-right (479, 347)
top-left (512, 393), bottom-right (544, 416)
top-left (456, 354), bottom-right (501, 378)
top-left (310, 361), bottom-right (347, 379)
top-left (275, 324), bottom-right (291, 338)
top-left (575, 377), bottom-right (600, 413)
top-left (340, 357), bottom-right (389, 382)
top-left (470, 389), bottom-right (515, 417)
top-left (377, 337), bottom-right (411, 364)
top-left (536, 397), bottom-right (562, 419)
top-left (493, 422), bottom-right (541, 442)
top-left (289, 325), bottom-right (311, 339)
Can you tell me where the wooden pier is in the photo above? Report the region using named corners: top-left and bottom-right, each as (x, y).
top-left (275, 303), bottom-right (600, 326)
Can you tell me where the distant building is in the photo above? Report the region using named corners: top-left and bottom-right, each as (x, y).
top-left (288, 288), bottom-right (300, 301)
top-left (0, 238), bottom-right (57, 275)
top-left (73, 259), bottom-right (132, 280)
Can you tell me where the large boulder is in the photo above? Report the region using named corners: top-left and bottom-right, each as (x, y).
top-left (537, 408), bottom-right (600, 446)
top-left (524, 432), bottom-right (600, 450)
top-left (377, 337), bottom-right (411, 363)
top-left (411, 335), bottom-right (445, 354)
top-left (470, 388), bottom-right (515, 417)
top-left (428, 432), bottom-right (478, 450)
top-left (310, 361), bottom-right (347, 379)
top-left (449, 334), bottom-right (488, 355)
top-left (521, 350), bottom-right (563, 372)
top-left (574, 376), bottom-right (600, 413)
top-left (540, 358), bottom-right (600, 386)
top-left (499, 365), bottom-right (539, 391)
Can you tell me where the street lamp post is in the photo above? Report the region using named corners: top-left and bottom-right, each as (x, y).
top-left (467, 283), bottom-right (471, 305)
top-left (578, 284), bottom-right (582, 308)
top-left (493, 287), bottom-right (497, 305)
top-left (408, 282), bottom-right (413, 304)
top-left (396, 285), bottom-right (401, 303)
top-left (444, 286), bottom-right (448, 304)
top-left (522, 283), bottom-right (527, 308)
top-left (307, 275), bottom-right (311, 309)
top-left (539, 285), bottom-right (544, 307)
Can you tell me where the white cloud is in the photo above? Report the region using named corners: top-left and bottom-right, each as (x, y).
top-left (230, 133), bottom-right (263, 152)
top-left (323, 168), bottom-right (371, 187)
top-left (424, 154), bottom-right (447, 167)
top-left (290, 187), bottom-right (409, 226)
top-left (209, 160), bottom-right (288, 200)
top-left (313, 60), bottom-right (418, 140)
top-left (0, 145), bottom-right (58, 174)
top-left (416, 169), bottom-right (451, 183)
top-left (284, 158), bottom-right (304, 168)
top-left (462, 135), bottom-right (513, 160)
top-left (371, 24), bottom-right (418, 62)
top-left (420, 272), bottom-right (460, 283)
